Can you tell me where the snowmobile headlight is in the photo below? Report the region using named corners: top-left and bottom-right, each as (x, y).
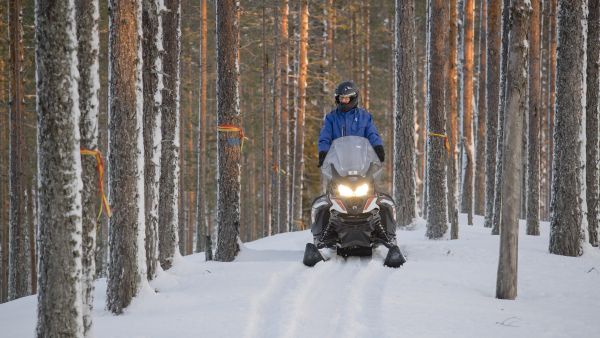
top-left (354, 183), bottom-right (369, 197)
top-left (337, 184), bottom-right (354, 197)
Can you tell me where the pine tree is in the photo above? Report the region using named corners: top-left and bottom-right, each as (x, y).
top-left (447, 0), bottom-right (460, 239)
top-left (35, 0), bottom-right (84, 335)
top-left (461, 0), bottom-right (475, 225)
top-left (106, 0), bottom-right (147, 314)
top-left (215, 0), bottom-right (241, 262)
top-left (586, 0), bottom-right (600, 247)
top-left (527, 0), bottom-right (541, 236)
top-left (159, 0), bottom-right (181, 270)
top-left (279, 0), bottom-right (290, 233)
top-left (426, 0), bottom-right (448, 239)
top-left (393, 0), bottom-right (416, 227)
top-left (549, 0), bottom-right (587, 257)
top-left (76, 0), bottom-right (100, 334)
top-left (8, 0), bottom-right (28, 301)
top-left (496, 0), bottom-right (531, 301)
top-left (143, 0), bottom-right (164, 278)
top-left (474, 0), bottom-right (487, 217)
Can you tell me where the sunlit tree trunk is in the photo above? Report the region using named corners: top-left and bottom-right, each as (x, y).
top-left (447, 0), bottom-right (459, 239)
top-left (279, 0), bottom-right (290, 233)
top-left (549, 0), bottom-right (587, 257)
top-left (461, 0), bottom-right (475, 225)
top-left (474, 0), bottom-right (487, 216)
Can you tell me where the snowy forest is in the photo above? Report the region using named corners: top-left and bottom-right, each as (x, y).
top-left (0, 0), bottom-right (599, 337)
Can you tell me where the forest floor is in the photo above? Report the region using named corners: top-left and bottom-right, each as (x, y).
top-left (1, 215), bottom-right (599, 338)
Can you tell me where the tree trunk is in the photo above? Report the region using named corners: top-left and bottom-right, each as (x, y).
top-left (484, 0), bottom-right (501, 228)
top-left (271, 7), bottom-right (281, 235)
top-left (527, 0), bottom-right (541, 236)
top-left (549, 0), bottom-right (587, 257)
top-left (394, 0), bottom-right (416, 227)
top-left (261, 1), bottom-right (271, 237)
top-left (279, 0), bottom-right (290, 233)
top-left (106, 0), bottom-right (147, 314)
top-left (474, 0), bottom-right (487, 216)
top-left (426, 0), bottom-right (448, 239)
top-left (363, 1), bottom-right (370, 110)
top-left (159, 0), bottom-right (181, 270)
top-left (496, 0), bottom-right (530, 301)
top-left (586, 0), bottom-right (599, 247)
top-left (35, 0), bottom-right (84, 334)
top-left (547, 0), bottom-right (558, 218)
top-left (215, 0), bottom-right (241, 262)
top-left (76, 0), bottom-right (100, 334)
top-left (447, 0), bottom-right (459, 239)
top-left (492, 0), bottom-right (511, 236)
top-left (461, 0), bottom-right (475, 225)
top-left (8, 0), bottom-right (28, 301)
top-left (142, 0), bottom-right (163, 279)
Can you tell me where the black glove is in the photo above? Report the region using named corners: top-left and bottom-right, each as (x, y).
top-left (318, 151), bottom-right (328, 167)
top-left (374, 145), bottom-right (385, 162)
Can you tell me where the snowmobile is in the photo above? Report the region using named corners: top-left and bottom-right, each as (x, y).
top-left (303, 136), bottom-right (406, 268)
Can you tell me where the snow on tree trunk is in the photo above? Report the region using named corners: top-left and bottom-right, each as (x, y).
top-left (107, 0), bottom-right (147, 314)
top-left (461, 0), bottom-right (475, 226)
top-left (76, 0), bottom-right (100, 334)
top-left (527, 0), bottom-right (541, 236)
top-left (215, 0), bottom-right (241, 262)
top-left (426, 0), bottom-right (448, 239)
top-left (550, 0), bottom-right (587, 257)
top-left (159, 0), bottom-right (181, 270)
top-left (8, 0), bottom-right (28, 301)
top-left (491, 0), bottom-right (511, 236)
top-left (586, 0), bottom-right (600, 247)
top-left (393, 0), bottom-right (416, 227)
top-left (143, 0), bottom-right (164, 278)
top-left (35, 0), bottom-right (84, 335)
top-left (447, 0), bottom-right (460, 239)
top-left (484, 0), bottom-right (501, 229)
top-left (474, 0), bottom-right (487, 217)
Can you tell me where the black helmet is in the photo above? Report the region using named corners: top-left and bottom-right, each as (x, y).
top-left (335, 81), bottom-right (359, 112)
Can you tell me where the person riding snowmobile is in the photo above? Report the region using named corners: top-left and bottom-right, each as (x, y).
top-left (312, 81), bottom-right (397, 248)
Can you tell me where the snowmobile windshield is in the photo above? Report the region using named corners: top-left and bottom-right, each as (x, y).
top-left (321, 136), bottom-right (382, 184)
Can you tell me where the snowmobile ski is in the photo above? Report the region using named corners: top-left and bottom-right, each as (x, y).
top-left (383, 245), bottom-right (406, 268)
top-left (303, 243), bottom-right (324, 267)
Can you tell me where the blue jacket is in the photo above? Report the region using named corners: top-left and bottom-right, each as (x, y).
top-left (318, 107), bottom-right (383, 152)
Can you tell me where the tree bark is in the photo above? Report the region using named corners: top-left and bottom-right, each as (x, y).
top-left (484, 0), bottom-right (501, 228)
top-left (279, 0), bottom-right (290, 233)
top-left (474, 0), bottom-right (487, 216)
top-left (394, 0), bottom-right (416, 227)
top-left (159, 0), bottom-right (181, 270)
top-left (496, 0), bottom-right (530, 301)
top-left (586, 0), bottom-right (600, 247)
top-left (215, 0), bottom-right (241, 262)
top-left (8, 0), bottom-right (28, 301)
top-left (447, 0), bottom-right (459, 239)
top-left (106, 0), bottom-right (147, 314)
top-left (461, 0), bottom-right (475, 225)
top-left (142, 0), bottom-right (163, 278)
top-left (76, 0), bottom-right (100, 334)
top-left (549, 0), bottom-right (587, 257)
top-left (426, 0), bottom-right (448, 239)
top-left (260, 1), bottom-right (271, 237)
top-left (35, 0), bottom-right (84, 334)
top-left (527, 0), bottom-right (541, 236)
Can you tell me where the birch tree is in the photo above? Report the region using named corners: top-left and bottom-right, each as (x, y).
top-left (106, 0), bottom-right (147, 314)
top-left (35, 0), bottom-right (84, 334)
top-left (76, 0), bottom-right (100, 334)
top-left (215, 0), bottom-right (241, 261)
top-left (549, 0), bottom-right (588, 257)
top-left (394, 0), bottom-right (416, 227)
top-left (426, 0), bottom-right (448, 239)
top-left (586, 0), bottom-right (599, 247)
top-left (159, 0), bottom-right (181, 269)
top-left (496, 0), bottom-right (530, 300)
top-left (143, 0), bottom-right (164, 278)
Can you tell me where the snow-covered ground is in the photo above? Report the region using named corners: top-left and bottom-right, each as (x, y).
top-left (1, 215), bottom-right (599, 338)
